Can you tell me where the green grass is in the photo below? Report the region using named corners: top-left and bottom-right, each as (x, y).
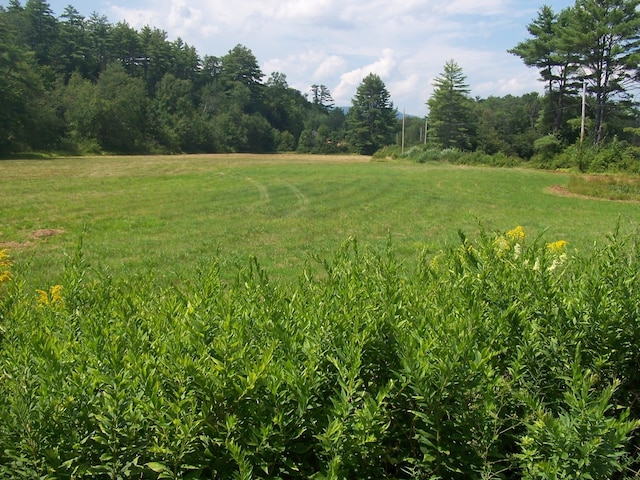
top-left (1, 154), bottom-right (639, 286)
top-left (568, 173), bottom-right (640, 201)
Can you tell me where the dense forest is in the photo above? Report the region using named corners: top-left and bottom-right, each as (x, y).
top-left (2, 0), bottom-right (640, 168)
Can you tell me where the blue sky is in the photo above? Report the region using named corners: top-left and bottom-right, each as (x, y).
top-left (26, 0), bottom-right (574, 115)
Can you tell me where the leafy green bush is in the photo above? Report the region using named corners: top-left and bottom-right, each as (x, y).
top-left (372, 145), bottom-right (402, 160)
top-left (395, 145), bottom-right (523, 167)
top-left (535, 139), bottom-right (640, 174)
top-left (1, 228), bottom-right (639, 478)
top-left (532, 135), bottom-right (564, 167)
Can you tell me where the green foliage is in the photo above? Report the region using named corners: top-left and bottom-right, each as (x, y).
top-left (1, 226), bottom-right (639, 478)
top-left (0, 5), bottom-right (347, 156)
top-left (475, 94), bottom-right (543, 159)
top-left (512, 1), bottom-right (640, 146)
top-left (427, 60), bottom-right (476, 151)
top-left (371, 145), bottom-right (402, 160)
top-left (398, 144), bottom-right (523, 167)
top-left (568, 174), bottom-right (640, 201)
top-left (542, 140), bottom-right (640, 174)
top-left (346, 73), bottom-right (397, 155)
top-left (532, 135), bottom-right (564, 167)
top-left (517, 362), bottom-right (638, 479)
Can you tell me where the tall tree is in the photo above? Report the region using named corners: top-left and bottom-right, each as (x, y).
top-left (427, 60), bottom-right (475, 150)
top-left (509, 6), bottom-right (578, 135)
top-left (57, 5), bottom-right (92, 79)
top-left (110, 21), bottom-right (142, 76)
top-left (0, 13), bottom-right (43, 153)
top-left (310, 84), bottom-right (334, 109)
top-left (139, 26), bottom-right (172, 94)
top-left (264, 72), bottom-right (306, 140)
top-left (346, 73), bottom-right (396, 155)
top-left (86, 12), bottom-right (112, 78)
top-left (86, 63), bottom-right (148, 152)
top-left (569, 0), bottom-right (640, 145)
top-left (23, 0), bottom-right (58, 66)
top-left (220, 44), bottom-right (264, 109)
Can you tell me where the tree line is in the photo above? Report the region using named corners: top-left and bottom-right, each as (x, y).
top-left (424, 0), bottom-right (640, 170)
top-left (1, 1), bottom-right (400, 156)
top-left (2, 0), bottom-right (640, 165)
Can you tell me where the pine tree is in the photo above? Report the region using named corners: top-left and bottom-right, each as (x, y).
top-left (346, 73), bottom-right (396, 155)
top-left (509, 6), bottom-right (578, 135)
top-left (569, 0), bottom-right (640, 144)
top-left (427, 60), bottom-right (475, 150)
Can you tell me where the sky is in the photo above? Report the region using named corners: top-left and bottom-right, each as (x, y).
top-left (35, 0), bottom-right (574, 115)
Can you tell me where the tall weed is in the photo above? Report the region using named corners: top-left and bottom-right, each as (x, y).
top-left (0, 228), bottom-right (638, 478)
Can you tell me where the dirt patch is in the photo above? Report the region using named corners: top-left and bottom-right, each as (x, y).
top-left (31, 228), bottom-right (65, 239)
top-left (0, 228), bottom-right (64, 250)
top-left (0, 240), bottom-right (35, 249)
top-left (547, 185), bottom-right (581, 198)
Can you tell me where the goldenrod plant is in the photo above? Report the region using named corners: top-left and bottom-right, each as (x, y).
top-left (0, 228), bottom-right (638, 478)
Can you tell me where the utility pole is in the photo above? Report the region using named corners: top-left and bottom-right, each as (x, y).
top-left (424, 116), bottom-right (428, 145)
top-left (579, 79), bottom-right (587, 172)
top-left (580, 79), bottom-right (586, 147)
top-left (402, 109), bottom-right (406, 155)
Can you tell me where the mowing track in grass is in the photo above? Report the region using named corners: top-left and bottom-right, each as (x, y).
top-left (1, 154), bottom-right (638, 285)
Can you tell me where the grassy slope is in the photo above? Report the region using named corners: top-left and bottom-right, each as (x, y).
top-left (1, 154), bottom-right (638, 286)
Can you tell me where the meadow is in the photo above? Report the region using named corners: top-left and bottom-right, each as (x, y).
top-left (1, 155), bottom-right (640, 478)
top-left (1, 154), bottom-right (638, 285)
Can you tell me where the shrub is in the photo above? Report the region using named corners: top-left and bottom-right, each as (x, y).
top-left (372, 144), bottom-right (402, 160)
top-left (0, 229), bottom-right (638, 478)
top-left (276, 131), bottom-right (296, 152)
top-left (532, 135), bottom-right (564, 167)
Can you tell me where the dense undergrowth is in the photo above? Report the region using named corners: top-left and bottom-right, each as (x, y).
top-left (1, 227), bottom-right (639, 479)
top-left (375, 140), bottom-right (640, 175)
top-left (568, 175), bottom-right (640, 202)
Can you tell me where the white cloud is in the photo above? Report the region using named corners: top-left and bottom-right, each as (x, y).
top-left (333, 49), bottom-right (398, 105)
top-left (314, 56), bottom-right (349, 81)
top-left (48, 0), bottom-right (576, 115)
top-left (441, 0), bottom-right (511, 15)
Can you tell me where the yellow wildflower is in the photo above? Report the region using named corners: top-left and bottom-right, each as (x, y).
top-left (547, 240), bottom-right (568, 253)
top-left (506, 226), bottom-right (525, 242)
top-left (36, 285), bottom-right (64, 308)
top-left (36, 289), bottom-right (50, 306)
top-left (50, 285), bottom-right (64, 304)
top-left (0, 249), bottom-right (12, 284)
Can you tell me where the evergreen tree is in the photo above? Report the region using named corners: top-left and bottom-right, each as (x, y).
top-left (427, 60), bottom-right (475, 150)
top-left (220, 44), bottom-right (264, 111)
top-left (346, 73), bottom-right (396, 155)
top-left (310, 84), bottom-right (334, 110)
top-left (513, 0), bottom-right (640, 146)
top-left (569, 0), bottom-right (640, 145)
top-left (91, 63), bottom-right (148, 152)
top-left (0, 13), bottom-right (44, 153)
top-left (509, 6), bottom-right (578, 135)
top-left (57, 5), bottom-right (92, 79)
top-left (23, 0), bottom-right (58, 66)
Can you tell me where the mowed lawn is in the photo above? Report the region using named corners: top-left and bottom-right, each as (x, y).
top-left (1, 154), bottom-right (638, 285)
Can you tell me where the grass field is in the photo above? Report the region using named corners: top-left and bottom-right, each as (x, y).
top-left (2, 154), bottom-right (640, 478)
top-left (1, 153), bottom-right (639, 286)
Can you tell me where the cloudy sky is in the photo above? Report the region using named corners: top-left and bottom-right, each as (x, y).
top-left (40, 0), bottom-right (574, 115)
